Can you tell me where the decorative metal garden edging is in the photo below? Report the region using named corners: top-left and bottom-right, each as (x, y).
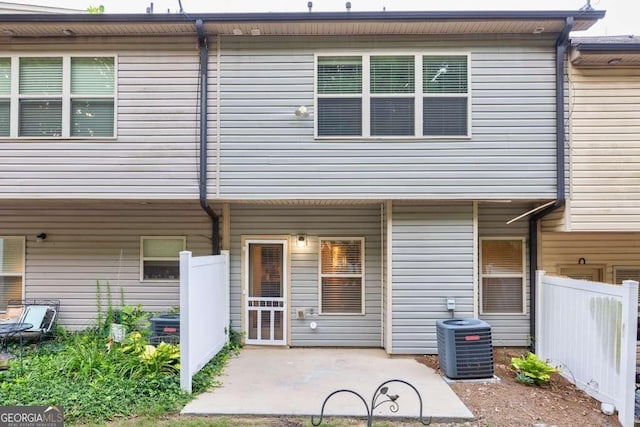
top-left (311, 379), bottom-right (432, 427)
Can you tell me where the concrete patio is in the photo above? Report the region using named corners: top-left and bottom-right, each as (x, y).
top-left (182, 348), bottom-right (474, 422)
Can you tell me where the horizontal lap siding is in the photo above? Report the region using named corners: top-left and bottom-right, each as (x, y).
top-left (229, 204), bottom-right (382, 347)
top-left (0, 201), bottom-right (214, 329)
top-left (391, 203), bottom-right (473, 354)
top-left (541, 232), bottom-right (640, 283)
top-left (569, 68), bottom-right (640, 231)
top-left (478, 203), bottom-right (532, 346)
top-left (0, 37), bottom-right (217, 199)
top-left (220, 37), bottom-right (556, 200)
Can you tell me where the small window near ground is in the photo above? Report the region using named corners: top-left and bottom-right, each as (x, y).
top-left (319, 238), bottom-right (364, 314)
top-left (140, 237), bottom-right (185, 282)
top-left (480, 238), bottom-right (525, 314)
top-left (0, 237), bottom-right (24, 311)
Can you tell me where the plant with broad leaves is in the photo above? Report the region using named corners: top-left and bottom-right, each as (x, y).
top-left (511, 352), bottom-right (559, 386)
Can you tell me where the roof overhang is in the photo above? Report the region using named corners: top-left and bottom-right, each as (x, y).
top-left (571, 39), bottom-right (640, 67)
top-left (0, 10), bottom-right (605, 38)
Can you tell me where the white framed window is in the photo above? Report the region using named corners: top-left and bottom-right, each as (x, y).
top-left (0, 54), bottom-right (116, 138)
top-left (319, 237), bottom-right (365, 315)
top-left (315, 53), bottom-right (470, 139)
top-left (140, 236), bottom-right (185, 282)
top-left (480, 237), bottom-right (526, 315)
top-left (0, 236), bottom-right (25, 311)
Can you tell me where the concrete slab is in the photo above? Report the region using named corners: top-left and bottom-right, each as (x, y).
top-left (182, 348), bottom-right (474, 422)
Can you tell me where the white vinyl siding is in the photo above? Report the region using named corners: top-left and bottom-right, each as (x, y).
top-left (221, 38), bottom-right (556, 200)
top-left (140, 236), bottom-right (185, 282)
top-left (0, 236), bottom-right (25, 311)
top-left (0, 38), bottom-right (211, 199)
top-left (480, 238), bottom-right (526, 315)
top-left (1, 55), bottom-right (115, 138)
top-left (0, 201), bottom-right (214, 329)
top-left (568, 67), bottom-right (640, 231)
top-left (315, 52), bottom-right (469, 138)
top-left (319, 238), bottom-right (364, 315)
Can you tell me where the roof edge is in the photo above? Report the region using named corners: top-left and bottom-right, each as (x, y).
top-left (573, 43), bottom-right (640, 52)
top-left (0, 9), bottom-right (606, 23)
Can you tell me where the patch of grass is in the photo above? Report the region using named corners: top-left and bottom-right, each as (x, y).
top-left (0, 327), bottom-right (238, 424)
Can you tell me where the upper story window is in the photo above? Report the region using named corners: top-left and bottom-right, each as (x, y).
top-left (315, 53), bottom-right (469, 138)
top-left (0, 55), bottom-right (115, 138)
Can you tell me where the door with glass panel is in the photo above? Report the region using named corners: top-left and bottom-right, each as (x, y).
top-left (244, 240), bottom-right (287, 345)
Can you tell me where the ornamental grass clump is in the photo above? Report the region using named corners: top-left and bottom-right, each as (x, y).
top-left (511, 352), bottom-right (559, 386)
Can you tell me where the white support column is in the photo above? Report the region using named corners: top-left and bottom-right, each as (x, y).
top-left (472, 201), bottom-right (478, 318)
top-left (385, 200), bottom-right (393, 354)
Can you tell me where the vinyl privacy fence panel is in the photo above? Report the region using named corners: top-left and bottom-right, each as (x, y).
top-left (180, 251), bottom-right (230, 393)
top-left (536, 271), bottom-right (638, 427)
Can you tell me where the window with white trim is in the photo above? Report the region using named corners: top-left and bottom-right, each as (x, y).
top-left (480, 238), bottom-right (525, 314)
top-left (319, 238), bottom-right (364, 314)
top-left (140, 237), bottom-right (185, 282)
top-left (0, 55), bottom-right (115, 138)
top-left (0, 237), bottom-right (24, 311)
top-left (316, 53), bottom-right (469, 138)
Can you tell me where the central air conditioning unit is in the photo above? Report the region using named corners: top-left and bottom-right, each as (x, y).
top-left (436, 318), bottom-right (494, 379)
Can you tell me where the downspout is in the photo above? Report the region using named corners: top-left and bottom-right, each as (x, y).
top-left (196, 19), bottom-right (221, 255)
top-left (529, 16), bottom-right (573, 352)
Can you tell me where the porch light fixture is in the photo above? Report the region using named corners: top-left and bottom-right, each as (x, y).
top-left (36, 233), bottom-right (47, 242)
top-left (294, 105), bottom-right (309, 118)
top-left (296, 234), bottom-right (308, 248)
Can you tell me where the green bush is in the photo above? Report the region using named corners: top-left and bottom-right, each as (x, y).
top-left (511, 352), bottom-right (559, 386)
top-left (0, 327), bottom-right (235, 423)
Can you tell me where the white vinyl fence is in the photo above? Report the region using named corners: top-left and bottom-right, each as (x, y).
top-left (536, 271), bottom-right (638, 427)
top-left (180, 250), bottom-right (230, 393)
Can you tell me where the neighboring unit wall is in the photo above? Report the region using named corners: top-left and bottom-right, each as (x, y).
top-left (229, 204), bottom-right (382, 347)
top-left (0, 37), bottom-right (217, 199)
top-left (219, 37), bottom-right (557, 200)
top-left (478, 203), bottom-right (532, 347)
top-left (568, 67), bottom-right (640, 231)
top-left (541, 232), bottom-right (640, 283)
top-left (0, 201), bottom-right (214, 329)
top-left (391, 203), bottom-right (473, 354)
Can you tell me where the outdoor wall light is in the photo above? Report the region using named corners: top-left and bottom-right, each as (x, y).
top-left (36, 233), bottom-right (47, 242)
top-left (294, 105), bottom-right (309, 118)
top-left (296, 234), bottom-right (308, 248)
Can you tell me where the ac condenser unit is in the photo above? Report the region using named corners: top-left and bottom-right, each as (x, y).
top-left (436, 318), bottom-right (494, 379)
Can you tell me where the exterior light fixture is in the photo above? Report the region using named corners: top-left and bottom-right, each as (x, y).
top-left (294, 106), bottom-right (309, 118)
top-left (36, 233), bottom-right (47, 242)
top-left (296, 234), bottom-right (308, 248)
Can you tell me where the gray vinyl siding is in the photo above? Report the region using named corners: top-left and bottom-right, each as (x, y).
top-left (478, 203), bottom-right (532, 347)
top-left (0, 201), bottom-right (215, 329)
top-left (229, 204), bottom-right (382, 347)
top-left (391, 203), bottom-right (474, 354)
top-left (0, 37), bottom-right (217, 199)
top-left (219, 36), bottom-right (557, 200)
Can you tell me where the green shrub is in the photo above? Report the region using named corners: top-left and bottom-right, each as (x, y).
top-left (511, 352), bottom-right (559, 386)
top-left (0, 327), bottom-right (235, 423)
